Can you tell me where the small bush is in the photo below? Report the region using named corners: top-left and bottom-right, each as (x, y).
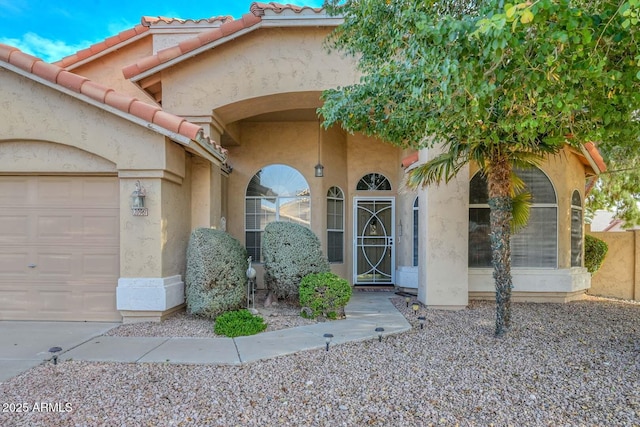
top-left (585, 234), bottom-right (608, 274)
top-left (262, 222), bottom-right (330, 300)
top-left (299, 272), bottom-right (352, 319)
top-left (185, 228), bottom-right (248, 319)
top-left (214, 309), bottom-right (267, 337)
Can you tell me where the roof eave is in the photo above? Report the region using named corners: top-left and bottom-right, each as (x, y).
top-left (129, 24), bottom-right (262, 84)
top-left (63, 32), bottom-right (150, 71)
top-left (2, 61), bottom-right (226, 164)
top-left (128, 15), bottom-right (343, 84)
top-left (580, 142), bottom-right (607, 175)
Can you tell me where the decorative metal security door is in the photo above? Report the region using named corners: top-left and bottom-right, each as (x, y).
top-left (353, 198), bottom-right (395, 285)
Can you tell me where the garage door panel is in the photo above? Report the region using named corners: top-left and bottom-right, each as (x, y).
top-left (82, 213), bottom-right (119, 243)
top-left (83, 292), bottom-right (118, 314)
top-left (0, 289), bottom-right (30, 316)
top-left (0, 176), bottom-right (120, 321)
top-left (40, 290), bottom-right (74, 312)
top-left (82, 179), bottom-right (120, 207)
top-left (37, 178), bottom-right (76, 205)
top-left (0, 251), bottom-right (30, 276)
top-left (0, 177), bottom-right (30, 205)
top-left (35, 251), bottom-right (74, 277)
top-left (82, 253), bottom-right (119, 277)
top-left (36, 214), bottom-right (76, 240)
top-left (0, 214), bottom-right (30, 242)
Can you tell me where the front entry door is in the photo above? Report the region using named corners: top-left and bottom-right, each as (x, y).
top-left (353, 198), bottom-right (395, 285)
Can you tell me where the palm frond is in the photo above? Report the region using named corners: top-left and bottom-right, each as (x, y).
top-left (511, 191), bottom-right (532, 233)
top-left (406, 151), bottom-right (466, 189)
top-left (510, 172), bottom-right (526, 195)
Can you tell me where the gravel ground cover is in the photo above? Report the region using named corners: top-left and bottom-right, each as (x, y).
top-left (103, 291), bottom-right (317, 338)
top-left (1, 294), bottom-right (638, 426)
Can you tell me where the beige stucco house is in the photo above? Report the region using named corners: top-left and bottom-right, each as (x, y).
top-left (0, 3), bottom-right (605, 323)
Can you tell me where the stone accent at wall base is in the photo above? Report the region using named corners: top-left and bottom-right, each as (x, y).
top-left (469, 290), bottom-right (587, 303)
top-left (119, 304), bottom-right (186, 324)
top-left (116, 275), bottom-right (185, 322)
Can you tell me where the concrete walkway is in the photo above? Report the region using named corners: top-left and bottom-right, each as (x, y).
top-left (0, 292), bottom-right (410, 382)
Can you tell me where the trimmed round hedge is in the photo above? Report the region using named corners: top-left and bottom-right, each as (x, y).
top-left (262, 221), bottom-right (330, 300)
top-left (299, 272), bottom-right (352, 319)
top-left (585, 234), bottom-right (608, 274)
top-left (185, 228), bottom-right (248, 319)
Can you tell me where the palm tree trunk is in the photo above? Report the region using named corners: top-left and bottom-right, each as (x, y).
top-left (487, 156), bottom-right (513, 336)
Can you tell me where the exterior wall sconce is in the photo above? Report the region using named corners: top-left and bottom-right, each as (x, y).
top-left (131, 180), bottom-right (148, 216)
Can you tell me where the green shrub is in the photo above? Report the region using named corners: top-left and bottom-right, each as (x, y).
top-left (299, 272), bottom-right (352, 319)
top-left (585, 234), bottom-right (609, 274)
top-left (262, 222), bottom-right (330, 300)
top-left (214, 309), bottom-right (267, 337)
top-left (185, 228), bottom-right (248, 319)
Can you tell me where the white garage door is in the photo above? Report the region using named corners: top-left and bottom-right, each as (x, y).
top-left (0, 176), bottom-right (120, 321)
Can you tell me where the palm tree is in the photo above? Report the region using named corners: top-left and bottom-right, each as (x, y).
top-left (406, 139), bottom-right (560, 336)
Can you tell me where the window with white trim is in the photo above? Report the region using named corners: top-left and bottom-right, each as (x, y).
top-left (245, 165), bottom-right (310, 262)
top-left (469, 167), bottom-right (558, 268)
top-left (571, 190), bottom-right (583, 267)
top-left (327, 186), bottom-right (344, 263)
top-left (357, 173), bottom-right (391, 191)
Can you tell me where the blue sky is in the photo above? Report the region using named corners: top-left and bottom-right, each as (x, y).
top-left (0, 1), bottom-right (325, 62)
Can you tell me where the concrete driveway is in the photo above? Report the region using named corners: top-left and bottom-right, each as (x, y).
top-left (0, 321), bottom-right (118, 382)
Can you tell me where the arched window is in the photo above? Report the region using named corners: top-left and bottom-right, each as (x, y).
top-left (357, 173), bottom-right (391, 191)
top-left (413, 197), bottom-right (419, 267)
top-left (245, 165), bottom-right (310, 262)
top-left (469, 167), bottom-right (558, 268)
top-left (571, 190), bottom-right (583, 267)
top-left (327, 186), bottom-right (344, 263)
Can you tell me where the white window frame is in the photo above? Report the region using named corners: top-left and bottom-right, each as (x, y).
top-left (245, 165), bottom-right (310, 263)
top-left (327, 186), bottom-right (345, 263)
top-left (469, 168), bottom-right (559, 269)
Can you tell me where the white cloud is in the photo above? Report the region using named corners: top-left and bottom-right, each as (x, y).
top-left (0, 32), bottom-right (92, 62)
top-left (0, 0), bottom-right (25, 15)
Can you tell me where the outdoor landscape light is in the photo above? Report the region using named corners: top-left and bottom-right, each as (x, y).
top-left (324, 333), bottom-right (334, 351)
top-left (418, 316), bottom-right (426, 329)
top-left (405, 296), bottom-right (410, 307)
top-left (48, 346), bottom-right (62, 365)
top-left (412, 302), bottom-right (420, 316)
top-left (246, 256), bottom-right (257, 310)
top-left (375, 327), bottom-right (384, 342)
top-left (130, 180), bottom-right (148, 216)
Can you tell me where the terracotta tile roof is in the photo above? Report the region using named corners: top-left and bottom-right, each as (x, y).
top-left (141, 16), bottom-right (231, 26)
top-left (54, 16), bottom-right (232, 69)
top-left (583, 141), bottom-right (607, 173)
top-left (401, 152), bottom-right (419, 169)
top-left (122, 13), bottom-right (261, 79)
top-left (250, 2), bottom-right (324, 15)
top-left (0, 43), bottom-right (227, 161)
top-left (123, 3), bottom-right (325, 80)
top-left (55, 24), bottom-right (150, 68)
